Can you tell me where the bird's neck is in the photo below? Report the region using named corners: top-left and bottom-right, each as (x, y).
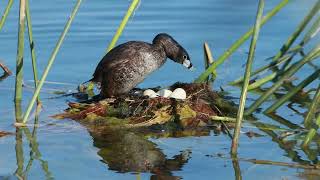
top-left (153, 43), bottom-right (168, 66)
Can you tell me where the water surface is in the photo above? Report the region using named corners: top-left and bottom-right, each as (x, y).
top-left (0, 0), bottom-right (319, 179)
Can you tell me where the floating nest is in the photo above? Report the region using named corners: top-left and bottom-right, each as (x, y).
top-left (53, 82), bottom-right (238, 132)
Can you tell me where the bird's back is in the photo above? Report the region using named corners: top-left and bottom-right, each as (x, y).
top-left (92, 41), bottom-right (162, 83)
top-left (92, 41), bottom-right (166, 97)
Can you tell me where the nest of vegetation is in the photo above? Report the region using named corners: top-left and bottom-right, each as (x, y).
top-left (53, 83), bottom-right (237, 130)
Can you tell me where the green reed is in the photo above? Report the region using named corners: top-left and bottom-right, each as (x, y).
top-left (26, 0), bottom-right (40, 103)
top-left (230, 1), bottom-right (320, 88)
top-left (0, 0), bottom-right (13, 31)
top-left (195, 0), bottom-right (290, 83)
top-left (264, 69), bottom-right (320, 114)
top-left (302, 85), bottom-right (320, 147)
top-left (245, 44), bottom-right (320, 115)
top-left (15, 0), bottom-right (26, 103)
top-left (22, 0), bottom-right (82, 124)
top-left (231, 0), bottom-right (264, 156)
top-left (203, 42), bottom-right (216, 84)
top-left (106, 0), bottom-right (140, 52)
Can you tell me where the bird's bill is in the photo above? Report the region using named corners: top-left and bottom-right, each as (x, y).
top-left (183, 59), bottom-right (193, 70)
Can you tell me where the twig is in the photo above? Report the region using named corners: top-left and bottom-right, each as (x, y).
top-left (0, 61), bottom-right (12, 75)
top-left (210, 154), bottom-right (320, 170)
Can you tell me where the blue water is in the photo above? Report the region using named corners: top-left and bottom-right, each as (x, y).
top-left (0, 0), bottom-right (319, 179)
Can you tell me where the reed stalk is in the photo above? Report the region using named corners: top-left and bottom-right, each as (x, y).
top-left (246, 50), bottom-right (318, 91)
top-left (106, 0), bottom-right (140, 52)
top-left (203, 42), bottom-right (216, 84)
top-left (15, 0), bottom-right (26, 102)
top-left (0, 0), bottom-right (13, 31)
top-left (232, 156), bottom-right (242, 180)
top-left (245, 44), bottom-right (320, 115)
top-left (15, 128), bottom-right (24, 178)
top-left (264, 69), bottom-right (320, 114)
top-left (302, 115), bottom-right (320, 147)
top-left (302, 86), bottom-right (320, 147)
top-left (23, 126), bottom-right (53, 179)
top-left (229, 53), bottom-right (296, 86)
top-left (210, 116), bottom-right (236, 122)
top-left (194, 0), bottom-right (289, 83)
top-left (22, 0), bottom-right (82, 124)
top-left (229, 1), bottom-right (320, 86)
top-left (304, 84), bottom-right (320, 128)
top-left (213, 154), bottom-right (318, 170)
top-left (265, 112), bottom-right (302, 129)
top-left (231, 0), bottom-right (264, 156)
top-left (300, 15), bottom-right (320, 46)
top-left (25, 0), bottom-right (40, 103)
top-left (270, 0), bottom-right (320, 62)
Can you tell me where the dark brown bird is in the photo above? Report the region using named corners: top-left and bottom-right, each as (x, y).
top-left (89, 33), bottom-right (192, 97)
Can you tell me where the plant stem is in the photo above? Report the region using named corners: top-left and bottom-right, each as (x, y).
top-left (229, 53), bottom-right (296, 86)
top-left (14, 127), bottom-right (24, 178)
top-left (203, 42), bottom-right (216, 84)
top-left (22, 0), bottom-right (82, 123)
top-left (195, 0), bottom-right (289, 83)
top-left (271, 0), bottom-right (320, 62)
top-left (231, 0), bottom-right (264, 156)
top-left (302, 103), bottom-right (320, 147)
top-left (0, 61), bottom-right (12, 75)
top-left (245, 44), bottom-right (320, 115)
top-left (229, 1), bottom-right (320, 86)
top-left (15, 0), bottom-right (26, 102)
top-left (304, 84), bottom-right (320, 129)
top-left (210, 116), bottom-right (236, 122)
top-left (0, 0), bottom-right (13, 31)
top-left (300, 15), bottom-right (320, 46)
top-left (106, 0), bottom-right (140, 52)
top-left (25, 0), bottom-right (40, 103)
top-left (264, 69), bottom-right (320, 113)
top-left (302, 128), bottom-right (317, 148)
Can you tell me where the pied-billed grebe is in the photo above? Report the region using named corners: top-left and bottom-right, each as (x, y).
top-left (89, 33), bottom-right (192, 97)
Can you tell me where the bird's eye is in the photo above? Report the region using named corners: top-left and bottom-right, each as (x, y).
top-left (183, 55), bottom-right (187, 60)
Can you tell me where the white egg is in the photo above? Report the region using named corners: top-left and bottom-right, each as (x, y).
top-left (143, 89), bottom-right (159, 98)
top-left (157, 89), bottom-right (173, 98)
top-left (169, 88), bottom-right (187, 100)
top-left (149, 93), bottom-right (159, 98)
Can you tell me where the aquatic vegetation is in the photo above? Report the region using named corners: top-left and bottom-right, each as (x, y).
top-left (196, 0), bottom-right (320, 151)
top-left (0, 0), bottom-right (13, 31)
top-left (53, 83), bottom-right (236, 132)
top-left (0, 0), bottom-right (319, 178)
top-left (231, 0), bottom-right (264, 155)
top-left (106, 0), bottom-right (140, 52)
top-left (22, 0), bottom-right (82, 123)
